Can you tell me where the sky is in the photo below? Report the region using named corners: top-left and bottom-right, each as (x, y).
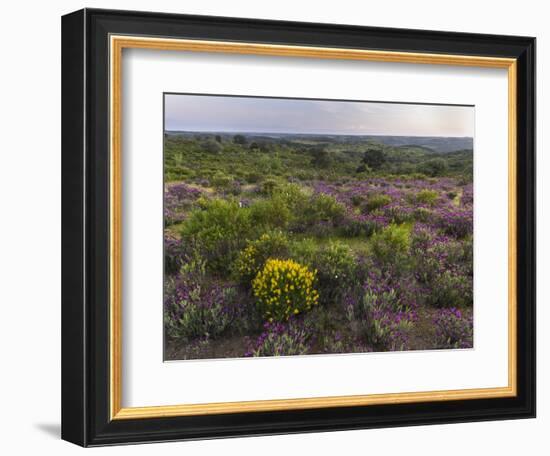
top-left (164, 94), bottom-right (474, 138)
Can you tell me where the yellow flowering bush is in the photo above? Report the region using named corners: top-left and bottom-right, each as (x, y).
top-left (252, 258), bottom-right (319, 321)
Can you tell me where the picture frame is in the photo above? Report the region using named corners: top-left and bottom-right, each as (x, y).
top-left (61, 8), bottom-right (536, 447)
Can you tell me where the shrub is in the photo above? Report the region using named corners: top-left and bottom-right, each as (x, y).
top-left (211, 172), bottom-right (233, 190)
top-left (164, 183), bottom-right (202, 226)
top-left (458, 237), bottom-right (474, 276)
top-left (412, 207), bottom-right (433, 223)
top-left (310, 148), bottom-right (332, 168)
top-left (361, 145), bottom-right (386, 170)
top-left (415, 189), bottom-right (439, 205)
top-left (313, 241), bottom-right (356, 302)
top-left (433, 308), bottom-right (473, 349)
top-left (365, 193), bottom-right (392, 212)
top-left (299, 193), bottom-right (345, 228)
top-left (260, 178), bottom-right (279, 195)
top-left (426, 270), bottom-right (473, 308)
top-left (224, 180), bottom-right (242, 196)
top-left (411, 227), bottom-right (472, 289)
top-left (275, 183), bottom-right (310, 212)
top-left (437, 207), bottom-right (473, 238)
top-left (164, 266), bottom-right (238, 341)
top-left (289, 238), bottom-right (318, 266)
top-left (249, 196), bottom-right (292, 230)
top-left (180, 198), bottom-right (252, 274)
top-left (345, 291), bottom-right (411, 352)
top-left (252, 258), bottom-right (319, 321)
top-left (313, 193), bottom-right (345, 220)
top-left (384, 205), bottom-right (415, 224)
top-left (370, 224), bottom-right (411, 263)
top-left (233, 231), bottom-right (290, 283)
top-left (418, 158), bottom-right (448, 177)
top-left (202, 140), bottom-right (222, 154)
top-left (308, 221), bottom-right (335, 238)
top-left (338, 215), bottom-right (379, 238)
top-left (245, 319), bottom-right (311, 356)
top-left (233, 134), bottom-right (246, 144)
top-left (164, 236), bottom-right (186, 275)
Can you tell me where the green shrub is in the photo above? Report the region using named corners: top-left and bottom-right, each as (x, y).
top-left (211, 172), bottom-right (233, 190)
top-left (289, 238), bottom-right (318, 266)
top-left (365, 193), bottom-right (392, 212)
top-left (312, 193), bottom-right (345, 220)
top-left (412, 207), bottom-right (433, 222)
top-left (233, 231), bottom-right (290, 283)
top-left (416, 189), bottom-right (439, 205)
top-left (252, 259), bottom-right (319, 321)
top-left (385, 206), bottom-right (415, 224)
top-left (165, 286), bottom-right (237, 340)
top-left (180, 198), bottom-right (252, 274)
top-left (310, 148), bottom-right (332, 168)
top-left (313, 241), bottom-right (356, 302)
top-left (370, 224), bottom-right (411, 264)
top-left (202, 140), bottom-right (222, 154)
top-left (164, 261), bottom-right (238, 341)
top-left (249, 196), bottom-right (292, 230)
top-left (298, 193), bottom-right (345, 229)
top-left (338, 217), bottom-right (378, 238)
top-left (426, 270), bottom-right (473, 308)
top-left (273, 183), bottom-right (310, 213)
top-left (418, 158), bottom-right (448, 177)
top-left (261, 179), bottom-right (279, 195)
top-left (346, 290), bottom-right (411, 351)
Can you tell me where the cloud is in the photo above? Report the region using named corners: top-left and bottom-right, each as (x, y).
top-left (165, 94), bottom-right (474, 137)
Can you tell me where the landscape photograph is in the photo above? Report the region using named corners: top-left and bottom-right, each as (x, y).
top-left (163, 94), bottom-right (474, 361)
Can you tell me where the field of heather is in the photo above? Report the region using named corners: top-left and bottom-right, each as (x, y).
top-left (163, 134), bottom-right (473, 360)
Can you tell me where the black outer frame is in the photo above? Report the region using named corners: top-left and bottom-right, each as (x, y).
top-left (61, 8), bottom-right (536, 447)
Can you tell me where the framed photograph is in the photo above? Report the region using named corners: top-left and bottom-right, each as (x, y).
top-left (61, 8), bottom-right (535, 447)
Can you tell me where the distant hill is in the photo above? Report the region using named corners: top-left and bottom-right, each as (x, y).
top-left (361, 136), bottom-right (473, 153)
top-left (165, 131), bottom-right (473, 154)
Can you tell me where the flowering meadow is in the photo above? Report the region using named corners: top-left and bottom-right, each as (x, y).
top-left (163, 133), bottom-right (473, 360)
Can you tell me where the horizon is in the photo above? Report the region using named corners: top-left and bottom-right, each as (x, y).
top-left (165, 130), bottom-right (473, 139)
top-left (164, 94), bottom-right (475, 138)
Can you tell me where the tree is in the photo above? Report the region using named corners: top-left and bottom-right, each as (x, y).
top-left (202, 140), bottom-right (222, 154)
top-left (310, 148), bottom-right (331, 168)
top-left (361, 144), bottom-right (386, 170)
top-left (233, 134), bottom-right (247, 145)
top-left (418, 158), bottom-right (448, 177)
top-left (215, 135), bottom-right (222, 143)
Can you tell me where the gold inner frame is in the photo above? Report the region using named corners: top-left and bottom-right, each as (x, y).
top-left (109, 35), bottom-right (518, 420)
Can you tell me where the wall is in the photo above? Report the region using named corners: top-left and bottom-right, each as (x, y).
top-left (0, 0), bottom-right (545, 454)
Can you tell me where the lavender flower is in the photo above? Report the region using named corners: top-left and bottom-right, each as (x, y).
top-left (433, 308), bottom-right (473, 349)
top-left (244, 318), bottom-right (311, 357)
